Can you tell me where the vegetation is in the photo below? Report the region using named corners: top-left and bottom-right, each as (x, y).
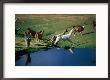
top-left (15, 14), bottom-right (96, 54)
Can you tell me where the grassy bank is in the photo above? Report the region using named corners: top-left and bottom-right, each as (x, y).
top-left (15, 14), bottom-right (96, 54)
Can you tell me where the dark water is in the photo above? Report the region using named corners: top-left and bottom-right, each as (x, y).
top-left (15, 48), bottom-right (96, 66)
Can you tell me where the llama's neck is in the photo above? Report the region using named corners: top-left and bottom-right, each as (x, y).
top-left (62, 30), bottom-right (67, 35)
top-left (57, 30), bottom-right (67, 37)
top-left (68, 29), bottom-right (74, 36)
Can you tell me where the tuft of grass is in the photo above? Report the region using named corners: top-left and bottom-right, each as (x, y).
top-left (58, 40), bottom-right (72, 49)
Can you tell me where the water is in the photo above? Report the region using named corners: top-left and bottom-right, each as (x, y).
top-left (15, 48), bottom-right (96, 66)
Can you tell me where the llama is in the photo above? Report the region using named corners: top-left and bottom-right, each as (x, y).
top-left (50, 29), bottom-right (68, 45)
top-left (24, 31), bottom-right (32, 47)
top-left (35, 30), bottom-right (44, 42)
top-left (26, 28), bottom-right (44, 41)
top-left (54, 28), bottom-right (74, 45)
top-left (27, 28), bottom-right (36, 38)
top-left (57, 29), bottom-right (68, 37)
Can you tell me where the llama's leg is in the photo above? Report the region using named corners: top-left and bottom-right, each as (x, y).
top-left (80, 32), bottom-right (83, 36)
top-left (27, 41), bottom-right (29, 47)
top-left (37, 37), bottom-right (39, 42)
top-left (35, 34), bottom-right (37, 42)
top-left (38, 39), bottom-right (40, 42)
top-left (38, 38), bottom-right (42, 43)
top-left (74, 32), bottom-right (76, 36)
top-left (49, 37), bottom-right (54, 46)
top-left (27, 40), bottom-right (30, 47)
top-left (25, 39), bottom-right (27, 47)
top-left (25, 39), bottom-right (28, 47)
top-left (54, 38), bottom-right (59, 45)
top-left (35, 34), bottom-right (39, 42)
top-left (37, 39), bottom-right (39, 42)
top-left (54, 40), bottom-right (57, 45)
top-left (54, 36), bottom-right (61, 45)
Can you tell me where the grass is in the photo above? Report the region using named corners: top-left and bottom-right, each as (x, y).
top-left (15, 14), bottom-right (96, 54)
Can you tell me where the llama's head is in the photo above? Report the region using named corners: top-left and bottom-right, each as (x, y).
top-left (39, 30), bottom-right (42, 33)
top-left (39, 30), bottom-right (44, 33)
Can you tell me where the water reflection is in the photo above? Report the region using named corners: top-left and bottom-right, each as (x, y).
top-left (68, 48), bottom-right (74, 54)
top-left (25, 54), bottom-right (31, 65)
top-left (16, 48), bottom-right (96, 66)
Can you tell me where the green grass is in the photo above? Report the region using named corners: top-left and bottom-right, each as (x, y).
top-left (15, 14), bottom-right (96, 53)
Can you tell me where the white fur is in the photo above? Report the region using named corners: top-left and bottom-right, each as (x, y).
top-left (54, 29), bottom-right (74, 45)
top-left (54, 35), bottom-right (61, 45)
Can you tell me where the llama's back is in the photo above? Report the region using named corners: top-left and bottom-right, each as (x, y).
top-left (61, 34), bottom-right (70, 40)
